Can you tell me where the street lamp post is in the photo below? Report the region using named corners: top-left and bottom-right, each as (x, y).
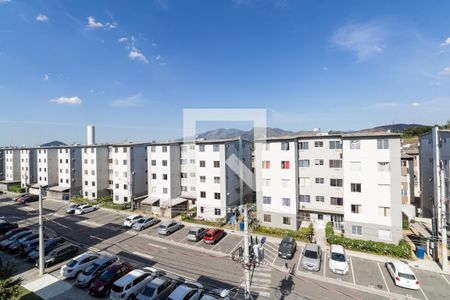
top-left (38, 185), bottom-right (45, 275)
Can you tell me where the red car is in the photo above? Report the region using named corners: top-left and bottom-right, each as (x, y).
top-left (0, 227), bottom-right (30, 242)
top-left (88, 262), bottom-right (133, 297)
top-left (16, 194), bottom-right (39, 204)
top-left (203, 228), bottom-right (225, 244)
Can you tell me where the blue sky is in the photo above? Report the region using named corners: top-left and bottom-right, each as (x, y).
top-left (1, 0), bottom-right (449, 146)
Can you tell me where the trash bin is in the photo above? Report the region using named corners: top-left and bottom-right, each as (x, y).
top-left (240, 222), bottom-right (244, 231)
top-left (416, 246), bottom-right (425, 259)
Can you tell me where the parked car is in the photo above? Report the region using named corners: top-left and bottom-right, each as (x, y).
top-left (89, 262), bottom-right (133, 297)
top-left (200, 289), bottom-right (230, 300)
top-left (0, 222), bottom-right (18, 235)
top-left (42, 244), bottom-right (80, 268)
top-left (158, 221), bottom-right (183, 236)
top-left (187, 227), bottom-right (208, 242)
top-left (385, 261), bottom-right (420, 290)
top-left (7, 232), bottom-right (39, 253)
top-left (132, 217), bottom-right (159, 231)
top-left (124, 215), bottom-right (143, 227)
top-left (137, 275), bottom-right (184, 300)
top-left (75, 255), bottom-right (119, 287)
top-left (0, 230), bottom-right (32, 250)
top-left (28, 237), bottom-right (67, 261)
top-left (16, 194), bottom-right (39, 204)
top-left (14, 194), bottom-right (29, 202)
top-left (328, 245), bottom-right (349, 275)
top-left (203, 229), bottom-right (225, 245)
top-left (18, 238), bottom-right (42, 256)
top-left (110, 268), bottom-right (161, 300)
top-left (66, 203), bottom-right (86, 214)
top-left (278, 236), bottom-right (297, 259)
top-left (0, 227), bottom-right (30, 242)
top-left (60, 251), bottom-right (100, 278)
top-left (74, 204), bottom-right (97, 215)
top-left (300, 243), bottom-right (321, 272)
top-left (167, 281), bottom-right (204, 300)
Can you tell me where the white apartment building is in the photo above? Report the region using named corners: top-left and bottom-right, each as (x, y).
top-left (256, 133), bottom-right (402, 243)
top-left (196, 138), bottom-right (252, 220)
top-left (180, 142), bottom-right (197, 201)
top-left (109, 143), bottom-right (148, 205)
top-left (81, 145), bottom-right (110, 200)
top-left (36, 148), bottom-right (59, 187)
top-left (20, 148), bottom-right (37, 189)
top-left (47, 146), bottom-right (82, 199)
top-left (4, 148), bottom-right (20, 182)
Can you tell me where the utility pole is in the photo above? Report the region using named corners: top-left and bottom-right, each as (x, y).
top-left (440, 165), bottom-right (448, 272)
top-left (130, 171), bottom-right (135, 211)
top-left (38, 185), bottom-right (44, 276)
top-left (243, 204), bottom-right (251, 300)
top-left (432, 127), bottom-right (441, 262)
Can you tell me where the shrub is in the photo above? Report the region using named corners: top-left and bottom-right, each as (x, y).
top-left (402, 213), bottom-right (409, 230)
top-left (70, 196), bottom-right (129, 210)
top-left (7, 184), bottom-right (24, 194)
top-left (181, 215), bottom-right (226, 227)
top-left (253, 224), bottom-right (313, 242)
top-left (325, 222), bottom-right (411, 259)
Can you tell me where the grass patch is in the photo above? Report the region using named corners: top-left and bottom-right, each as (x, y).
top-left (252, 224), bottom-right (313, 242)
top-left (17, 286), bottom-right (42, 300)
top-left (71, 196), bottom-right (130, 210)
top-left (7, 183), bottom-right (25, 194)
top-left (181, 215), bottom-right (226, 227)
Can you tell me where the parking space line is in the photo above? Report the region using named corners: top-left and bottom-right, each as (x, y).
top-left (132, 251), bottom-right (154, 260)
top-left (271, 254), bottom-right (278, 266)
top-left (147, 243), bottom-right (167, 250)
top-left (442, 274), bottom-right (450, 286)
top-left (349, 257), bottom-right (356, 284)
top-left (264, 242), bottom-right (278, 253)
top-left (377, 262), bottom-right (390, 294)
top-left (419, 287), bottom-right (429, 300)
top-left (228, 237), bottom-right (244, 256)
top-left (179, 237), bottom-right (188, 243)
top-left (194, 238), bottom-right (204, 247)
top-left (322, 252), bottom-right (326, 277)
top-left (211, 234), bottom-right (229, 250)
top-left (296, 248), bottom-right (303, 272)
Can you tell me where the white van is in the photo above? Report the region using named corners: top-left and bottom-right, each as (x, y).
top-left (110, 268), bottom-right (160, 300)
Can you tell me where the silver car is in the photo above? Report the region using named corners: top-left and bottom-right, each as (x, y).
top-left (187, 227), bottom-right (208, 242)
top-left (75, 255), bottom-right (119, 287)
top-left (300, 243), bottom-right (321, 272)
top-left (132, 217), bottom-right (159, 231)
top-left (158, 221), bottom-right (183, 236)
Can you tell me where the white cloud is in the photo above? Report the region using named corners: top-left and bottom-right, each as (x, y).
top-left (438, 66), bottom-right (450, 76)
top-left (411, 102), bottom-right (420, 107)
top-left (49, 96), bottom-right (82, 105)
top-left (118, 37), bottom-right (128, 43)
top-left (322, 66), bottom-right (329, 71)
top-left (36, 14), bottom-right (48, 22)
top-left (0, 0), bottom-right (11, 4)
top-left (111, 93), bottom-right (144, 107)
top-left (331, 21), bottom-right (386, 61)
top-left (440, 37), bottom-right (450, 47)
top-left (155, 55), bottom-right (161, 60)
top-left (129, 47), bottom-right (148, 64)
top-left (87, 16), bottom-right (117, 30)
top-left (43, 73), bottom-right (49, 81)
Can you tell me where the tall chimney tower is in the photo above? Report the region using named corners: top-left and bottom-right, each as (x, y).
top-left (87, 125), bottom-right (95, 145)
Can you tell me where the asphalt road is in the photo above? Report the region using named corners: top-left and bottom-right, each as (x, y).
top-left (1, 193), bottom-right (449, 300)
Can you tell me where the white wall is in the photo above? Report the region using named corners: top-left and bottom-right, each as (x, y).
top-left (148, 144), bottom-right (181, 200)
top-left (37, 148), bottom-right (58, 187)
top-left (20, 149), bottom-right (37, 188)
top-left (4, 149), bottom-right (20, 181)
top-left (82, 146), bottom-right (109, 200)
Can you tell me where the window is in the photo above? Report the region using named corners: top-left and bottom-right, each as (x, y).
top-left (150, 173), bottom-right (156, 180)
top-left (263, 178), bottom-right (271, 187)
top-left (214, 176), bottom-right (220, 183)
top-left (213, 144), bottom-right (220, 152)
top-left (330, 178), bottom-right (343, 187)
top-left (377, 139), bottom-right (389, 149)
top-left (378, 162), bottom-right (390, 172)
top-left (316, 196), bottom-right (325, 202)
top-left (123, 172), bottom-right (128, 178)
top-left (92, 181), bottom-right (95, 186)
top-left (214, 208), bottom-right (221, 216)
top-left (314, 141), bottom-right (323, 147)
top-left (162, 160), bottom-right (168, 166)
top-left (151, 187), bottom-right (157, 193)
top-left (281, 142), bottom-right (290, 151)
top-left (115, 195), bottom-right (119, 201)
top-left (329, 160), bottom-right (342, 168)
top-left (351, 183), bottom-right (361, 192)
top-left (330, 197), bottom-right (343, 206)
top-left (329, 141), bottom-right (342, 149)
top-left (200, 191), bottom-right (206, 198)
top-left (315, 177), bottom-right (324, 184)
top-left (350, 161), bottom-right (361, 171)
top-left (200, 176), bottom-right (206, 183)
top-left (283, 217), bottom-right (291, 225)
top-left (180, 159), bottom-right (187, 165)
top-left (199, 145), bottom-right (205, 152)
top-left (124, 184), bottom-right (128, 190)
top-left (282, 198), bottom-right (291, 207)
top-left (281, 161), bottom-right (290, 169)
top-left (213, 161), bottom-right (220, 168)
top-left (351, 225), bottom-right (363, 236)
top-left (200, 207), bottom-right (204, 213)
top-left (199, 160), bottom-right (206, 167)
top-left (123, 160), bottom-right (127, 165)
top-left (351, 204), bottom-right (362, 214)
top-left (378, 206), bottom-right (391, 217)
top-left (181, 146), bottom-right (187, 152)
top-left (150, 146), bottom-right (156, 152)
top-left (263, 214), bottom-right (271, 222)
top-left (91, 170), bottom-right (95, 175)
top-left (378, 230), bottom-right (392, 240)
top-left (84, 180), bottom-right (88, 186)
top-left (299, 177), bottom-right (311, 187)
top-left (115, 183), bottom-right (119, 189)
top-left (181, 186), bottom-right (187, 192)
top-left (190, 172), bottom-right (196, 177)
top-left (123, 196), bottom-right (128, 202)
top-left (163, 174), bottom-right (168, 180)
top-left (299, 195), bottom-right (310, 203)
top-left (350, 140), bottom-right (361, 150)
top-left (263, 196), bottom-right (271, 204)
top-left (162, 146), bottom-right (168, 152)
top-left (262, 161), bottom-right (270, 169)
top-left (281, 179), bottom-right (290, 188)
top-left (84, 170), bottom-right (88, 175)
top-left (163, 188), bottom-right (168, 194)
top-left (298, 142), bottom-right (309, 150)
top-left (214, 193), bottom-right (220, 199)
top-left (299, 160), bottom-right (310, 167)
top-left (84, 159), bottom-right (88, 164)
top-left (151, 160), bottom-right (156, 166)
top-left (314, 159), bottom-right (324, 166)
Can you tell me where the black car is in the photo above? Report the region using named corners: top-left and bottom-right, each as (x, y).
top-left (42, 244), bottom-right (80, 268)
top-left (18, 238), bottom-right (41, 256)
top-left (8, 233), bottom-right (39, 253)
top-left (0, 222), bottom-right (18, 235)
top-left (28, 237), bottom-right (67, 261)
top-left (278, 236), bottom-right (297, 259)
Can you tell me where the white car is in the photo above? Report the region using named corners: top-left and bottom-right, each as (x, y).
top-left (74, 204), bottom-right (98, 215)
top-left (124, 215), bottom-right (143, 228)
top-left (385, 261), bottom-right (420, 290)
top-left (328, 245), bottom-right (349, 275)
top-left (60, 251), bottom-right (99, 278)
top-left (110, 268), bottom-right (160, 300)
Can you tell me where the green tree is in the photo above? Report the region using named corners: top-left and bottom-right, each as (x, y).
top-left (0, 258), bottom-right (22, 300)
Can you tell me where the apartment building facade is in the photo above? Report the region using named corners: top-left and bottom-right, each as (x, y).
top-left (47, 146), bottom-right (82, 199)
top-left (0, 149), bottom-right (4, 181)
top-left (81, 145), bottom-right (110, 200)
top-left (256, 133), bottom-right (402, 243)
top-left (20, 148), bottom-right (37, 189)
top-left (109, 143), bottom-right (148, 205)
top-left (36, 148), bottom-right (58, 187)
top-left (180, 142), bottom-right (197, 201)
top-left (196, 138), bottom-right (252, 220)
top-left (4, 148), bottom-right (20, 182)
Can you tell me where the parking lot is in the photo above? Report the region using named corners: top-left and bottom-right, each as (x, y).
top-left (1, 193), bottom-right (450, 299)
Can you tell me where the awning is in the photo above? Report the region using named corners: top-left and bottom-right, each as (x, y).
top-left (48, 186), bottom-right (70, 192)
top-left (160, 197), bottom-right (188, 208)
top-left (141, 196), bottom-right (160, 205)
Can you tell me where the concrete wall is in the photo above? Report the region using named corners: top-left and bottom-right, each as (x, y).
top-left (82, 146), bottom-right (110, 200)
top-left (4, 149), bottom-right (20, 181)
top-left (20, 149), bottom-right (37, 188)
top-left (37, 148), bottom-right (58, 187)
top-left (148, 144), bottom-right (181, 200)
top-left (57, 147), bottom-right (82, 197)
top-left (180, 142), bottom-right (197, 199)
top-left (0, 150), bottom-right (4, 181)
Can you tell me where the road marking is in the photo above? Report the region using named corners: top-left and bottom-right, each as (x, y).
top-left (296, 248), bottom-right (303, 272)
top-left (194, 238), bottom-right (204, 247)
top-left (442, 274), bottom-right (450, 286)
top-left (132, 251), bottom-right (154, 260)
top-left (211, 233), bottom-right (229, 250)
top-left (419, 287), bottom-right (429, 300)
top-left (350, 256), bottom-right (356, 284)
top-left (322, 252), bottom-right (326, 277)
top-left (377, 262), bottom-right (390, 294)
top-left (147, 242), bottom-right (167, 250)
top-left (264, 242), bottom-right (278, 253)
top-left (228, 237), bottom-right (244, 257)
top-left (178, 237), bottom-right (188, 243)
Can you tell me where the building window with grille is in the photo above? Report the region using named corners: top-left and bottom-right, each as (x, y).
top-left (200, 191), bottom-right (206, 198)
top-left (282, 198), bottom-right (291, 207)
top-left (329, 141), bottom-right (342, 149)
top-left (263, 196), bottom-right (271, 204)
top-left (315, 177), bottom-right (324, 184)
top-left (351, 225), bottom-right (363, 236)
top-left (213, 161), bottom-right (220, 168)
top-left (351, 183), bottom-right (361, 192)
top-left (262, 161), bottom-right (270, 169)
top-left (377, 139), bottom-right (389, 149)
top-left (329, 160), bottom-right (342, 168)
top-left (283, 217), bottom-right (291, 225)
top-left (199, 161), bottom-right (206, 167)
top-left (314, 141), bottom-right (323, 147)
top-left (214, 208), bottom-right (221, 216)
top-left (330, 178), bottom-right (343, 187)
top-left (263, 214), bottom-right (271, 222)
top-left (281, 142), bottom-right (290, 151)
top-left (316, 196), bottom-right (325, 202)
top-left (298, 142), bottom-right (309, 150)
top-left (330, 197), bottom-right (343, 206)
top-left (299, 195), bottom-right (310, 203)
top-left (214, 193), bottom-right (220, 199)
top-left (200, 176), bottom-right (206, 183)
top-left (351, 204), bottom-right (362, 214)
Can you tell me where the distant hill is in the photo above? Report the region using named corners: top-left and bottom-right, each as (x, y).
top-left (357, 123), bottom-right (427, 134)
top-left (40, 141), bottom-right (66, 147)
top-left (196, 127), bottom-right (301, 141)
